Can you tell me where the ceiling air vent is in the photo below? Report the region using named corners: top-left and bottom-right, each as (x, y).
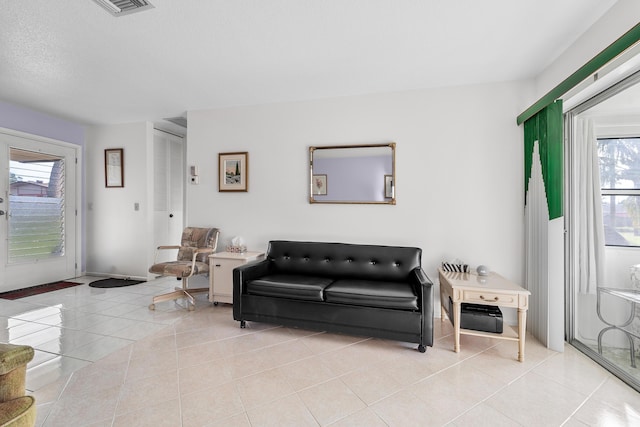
top-left (92, 0), bottom-right (154, 17)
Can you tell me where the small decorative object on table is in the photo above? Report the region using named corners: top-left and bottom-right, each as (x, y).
top-left (476, 265), bottom-right (490, 276)
top-left (226, 236), bottom-right (246, 253)
top-left (441, 260), bottom-right (468, 273)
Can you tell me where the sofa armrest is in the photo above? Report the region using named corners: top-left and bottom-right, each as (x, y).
top-left (233, 259), bottom-right (271, 320)
top-left (411, 267), bottom-right (434, 347)
top-left (410, 267), bottom-right (434, 309)
top-left (412, 267), bottom-right (433, 288)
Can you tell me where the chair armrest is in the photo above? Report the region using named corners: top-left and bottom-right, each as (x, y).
top-left (153, 245), bottom-right (181, 263)
top-left (194, 247), bottom-right (214, 256)
top-left (157, 245), bottom-right (181, 250)
top-left (184, 247), bottom-right (216, 278)
top-left (233, 259), bottom-right (271, 320)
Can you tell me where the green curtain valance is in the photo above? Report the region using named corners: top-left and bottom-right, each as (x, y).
top-left (524, 100), bottom-right (563, 220)
top-left (517, 23), bottom-right (640, 126)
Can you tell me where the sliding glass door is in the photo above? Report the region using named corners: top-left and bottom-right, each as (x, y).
top-left (566, 71), bottom-right (640, 392)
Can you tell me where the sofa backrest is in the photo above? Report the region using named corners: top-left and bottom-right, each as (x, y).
top-left (266, 240), bottom-right (422, 282)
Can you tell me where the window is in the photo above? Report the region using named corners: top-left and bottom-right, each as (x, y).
top-left (8, 148), bottom-right (66, 262)
top-left (599, 137), bottom-right (640, 246)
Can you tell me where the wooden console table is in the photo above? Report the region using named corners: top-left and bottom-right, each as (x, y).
top-left (438, 268), bottom-right (531, 362)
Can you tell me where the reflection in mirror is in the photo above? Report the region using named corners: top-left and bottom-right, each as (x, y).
top-left (309, 143), bottom-right (395, 204)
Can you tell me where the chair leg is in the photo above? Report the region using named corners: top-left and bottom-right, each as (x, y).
top-left (149, 277), bottom-right (209, 311)
top-left (181, 276), bottom-right (208, 311)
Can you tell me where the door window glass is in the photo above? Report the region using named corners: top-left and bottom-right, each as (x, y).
top-left (9, 148), bottom-right (65, 263)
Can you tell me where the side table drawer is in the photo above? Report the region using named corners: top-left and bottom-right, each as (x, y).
top-left (463, 290), bottom-right (517, 307)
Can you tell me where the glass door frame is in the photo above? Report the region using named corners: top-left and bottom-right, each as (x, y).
top-left (0, 127), bottom-right (82, 291)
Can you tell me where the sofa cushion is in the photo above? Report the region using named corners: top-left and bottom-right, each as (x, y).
top-left (246, 274), bottom-right (333, 301)
top-left (266, 240), bottom-right (422, 282)
top-left (324, 279), bottom-right (418, 310)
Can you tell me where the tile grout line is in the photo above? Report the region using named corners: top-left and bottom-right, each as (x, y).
top-left (108, 343), bottom-right (135, 426)
top-left (559, 376), bottom-right (609, 426)
top-left (443, 346), bottom-right (557, 426)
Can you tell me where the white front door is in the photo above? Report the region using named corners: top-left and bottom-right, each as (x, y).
top-left (0, 130), bottom-right (78, 292)
top-left (152, 130), bottom-right (184, 264)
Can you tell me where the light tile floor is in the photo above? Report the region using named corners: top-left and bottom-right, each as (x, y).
top-left (1, 276), bottom-right (639, 426)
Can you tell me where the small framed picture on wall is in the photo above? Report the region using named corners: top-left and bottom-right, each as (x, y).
top-left (105, 148), bottom-right (124, 188)
top-left (219, 152), bottom-right (249, 192)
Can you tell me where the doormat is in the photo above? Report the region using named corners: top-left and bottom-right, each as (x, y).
top-left (0, 281), bottom-right (83, 300)
top-left (89, 278), bottom-right (144, 288)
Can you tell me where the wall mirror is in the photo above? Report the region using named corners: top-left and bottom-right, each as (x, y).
top-left (309, 143), bottom-right (395, 204)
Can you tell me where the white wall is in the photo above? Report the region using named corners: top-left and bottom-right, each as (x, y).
top-left (187, 81), bottom-right (527, 316)
top-left (85, 122), bottom-right (154, 279)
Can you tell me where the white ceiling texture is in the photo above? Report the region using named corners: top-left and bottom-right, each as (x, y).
top-left (0, 0), bottom-right (618, 125)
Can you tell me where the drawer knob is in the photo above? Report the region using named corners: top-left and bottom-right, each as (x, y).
top-left (480, 295), bottom-right (499, 301)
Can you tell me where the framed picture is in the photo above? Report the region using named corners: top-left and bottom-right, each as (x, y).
top-left (105, 148), bottom-right (124, 188)
top-left (219, 152), bottom-right (248, 192)
top-left (384, 174), bottom-right (393, 198)
top-left (312, 174), bottom-right (327, 195)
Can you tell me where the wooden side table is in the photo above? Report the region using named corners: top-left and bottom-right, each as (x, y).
top-left (209, 251), bottom-right (265, 305)
top-left (438, 268), bottom-right (531, 362)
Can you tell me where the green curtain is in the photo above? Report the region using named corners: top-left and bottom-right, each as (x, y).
top-left (524, 100), bottom-right (563, 219)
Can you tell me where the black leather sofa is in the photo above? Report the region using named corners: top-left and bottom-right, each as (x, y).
top-left (233, 240), bottom-right (434, 352)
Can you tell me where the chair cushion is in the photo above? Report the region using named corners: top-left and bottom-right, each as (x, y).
top-left (246, 274), bottom-right (333, 301)
top-left (0, 396), bottom-right (36, 427)
top-left (149, 261), bottom-right (209, 278)
top-left (324, 279), bottom-right (418, 310)
top-left (179, 227), bottom-right (219, 262)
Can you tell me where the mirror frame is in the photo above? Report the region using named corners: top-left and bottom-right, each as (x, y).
top-left (309, 142), bottom-right (396, 205)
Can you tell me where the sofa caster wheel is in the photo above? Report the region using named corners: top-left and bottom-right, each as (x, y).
top-left (418, 345), bottom-right (426, 353)
top-left (213, 301), bottom-right (219, 306)
top-left (149, 304), bottom-right (155, 310)
top-left (240, 321), bottom-right (246, 328)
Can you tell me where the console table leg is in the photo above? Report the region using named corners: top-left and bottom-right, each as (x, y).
top-left (518, 308), bottom-right (527, 362)
top-left (453, 301), bottom-right (461, 353)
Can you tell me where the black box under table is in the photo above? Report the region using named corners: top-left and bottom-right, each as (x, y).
top-left (448, 297), bottom-right (503, 334)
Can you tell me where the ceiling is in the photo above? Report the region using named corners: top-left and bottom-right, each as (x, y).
top-left (0, 0), bottom-right (619, 126)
